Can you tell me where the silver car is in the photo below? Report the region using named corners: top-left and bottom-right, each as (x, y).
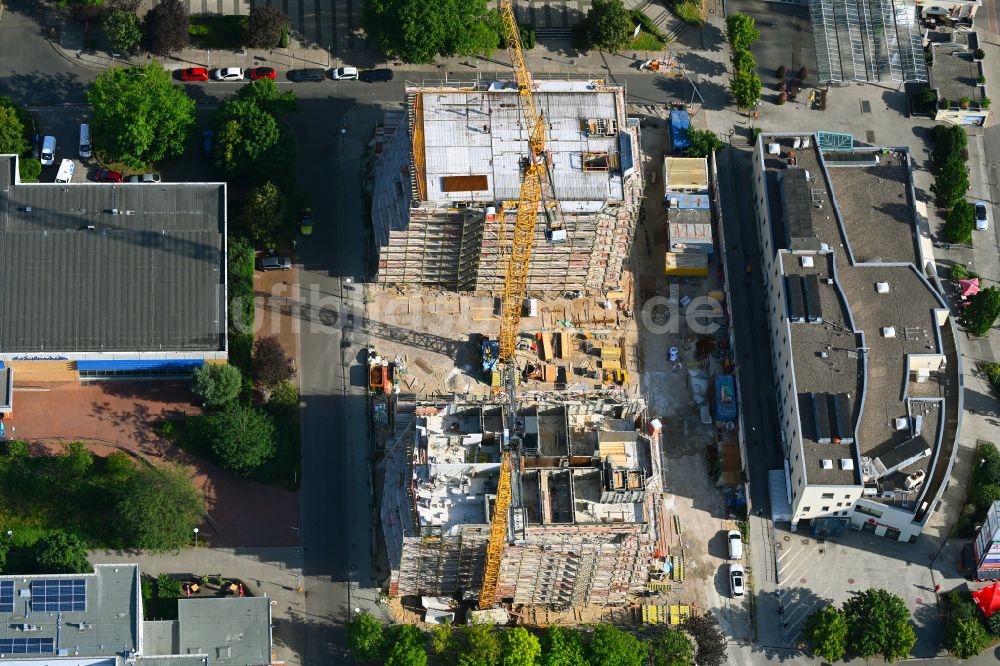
top-left (259, 256), bottom-right (292, 271)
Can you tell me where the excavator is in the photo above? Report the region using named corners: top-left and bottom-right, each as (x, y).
top-left (478, 0), bottom-right (562, 610)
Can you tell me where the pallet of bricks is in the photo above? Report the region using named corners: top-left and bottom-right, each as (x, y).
top-left (641, 604), bottom-right (692, 625)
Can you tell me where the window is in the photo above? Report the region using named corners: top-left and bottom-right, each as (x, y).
top-left (821, 506), bottom-right (830, 512)
top-left (836, 502), bottom-right (843, 507)
top-left (855, 504), bottom-right (884, 519)
top-left (802, 507), bottom-right (811, 512)
top-left (821, 493), bottom-right (834, 499)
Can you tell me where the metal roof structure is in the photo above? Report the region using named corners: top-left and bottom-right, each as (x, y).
top-left (0, 156), bottom-right (226, 354)
top-left (810, 0), bottom-right (927, 83)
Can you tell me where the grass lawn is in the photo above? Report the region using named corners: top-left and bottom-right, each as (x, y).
top-left (672, 0), bottom-right (705, 26)
top-left (631, 31), bottom-right (667, 51)
top-left (189, 15), bottom-right (248, 50)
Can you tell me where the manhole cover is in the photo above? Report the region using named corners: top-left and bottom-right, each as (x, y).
top-left (800, 578), bottom-right (807, 584)
top-left (783, 536), bottom-right (791, 542)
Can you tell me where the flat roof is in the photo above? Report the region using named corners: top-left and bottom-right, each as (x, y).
top-left (760, 137), bottom-right (954, 500)
top-left (0, 156), bottom-right (226, 354)
top-left (929, 44), bottom-right (984, 106)
top-left (415, 83), bottom-right (631, 205)
top-left (0, 565), bottom-right (139, 659)
top-left (176, 597), bottom-right (271, 665)
top-left (662, 157), bottom-right (708, 191)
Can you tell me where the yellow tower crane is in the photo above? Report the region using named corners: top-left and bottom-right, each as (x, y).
top-left (479, 0), bottom-right (560, 611)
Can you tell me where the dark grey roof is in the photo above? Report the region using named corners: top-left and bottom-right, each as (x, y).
top-left (0, 156), bottom-right (226, 353)
top-left (176, 597), bottom-right (271, 665)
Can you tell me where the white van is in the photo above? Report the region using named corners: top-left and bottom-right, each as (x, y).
top-left (78, 124), bottom-right (92, 158)
top-left (41, 135), bottom-right (56, 166)
top-left (55, 159), bottom-right (75, 184)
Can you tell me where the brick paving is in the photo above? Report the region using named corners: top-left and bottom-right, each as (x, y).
top-left (8, 381), bottom-right (299, 547)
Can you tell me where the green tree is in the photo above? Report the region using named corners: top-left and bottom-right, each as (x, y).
top-left (364, 0), bottom-right (497, 64)
top-left (386, 624), bottom-right (428, 666)
top-left (585, 0), bottom-right (631, 51)
top-left (202, 404), bottom-right (277, 475)
top-left (104, 9), bottom-right (141, 54)
top-left (649, 627), bottom-right (694, 666)
top-left (683, 616), bottom-right (727, 666)
top-left (843, 588), bottom-right (917, 662)
top-left (731, 48), bottom-right (756, 74)
top-left (86, 62), bottom-right (195, 170)
top-left (430, 623), bottom-right (460, 660)
top-left (964, 286), bottom-right (1000, 336)
top-left (587, 625), bottom-right (646, 666)
top-left (730, 68), bottom-right (762, 109)
top-left (931, 124), bottom-right (968, 171)
top-left (802, 606), bottom-right (848, 662)
top-left (0, 106), bottom-right (28, 156)
top-left (236, 78), bottom-right (299, 116)
top-left (266, 381), bottom-right (300, 418)
top-left (239, 182), bottom-right (292, 248)
top-left (725, 14), bottom-right (760, 52)
top-left (944, 199), bottom-right (975, 244)
top-left (500, 626), bottom-right (541, 666)
top-left (973, 483), bottom-right (1000, 510)
top-left (245, 6), bottom-right (287, 48)
top-left (57, 442), bottom-right (94, 485)
top-left (987, 610), bottom-right (1000, 636)
top-left (459, 622), bottom-right (499, 666)
top-left (156, 573), bottom-right (183, 598)
top-left (141, 0), bottom-right (189, 55)
top-left (931, 155), bottom-right (970, 207)
top-left (214, 102), bottom-right (281, 178)
top-left (945, 616), bottom-right (990, 659)
top-left (541, 627), bottom-right (589, 666)
top-left (348, 613), bottom-right (385, 663)
top-left (192, 363), bottom-right (243, 408)
top-left (253, 335), bottom-right (296, 389)
top-left (115, 464), bottom-right (205, 550)
top-left (33, 531), bottom-right (93, 574)
top-left (18, 158), bottom-right (41, 183)
top-left (685, 128), bottom-right (724, 158)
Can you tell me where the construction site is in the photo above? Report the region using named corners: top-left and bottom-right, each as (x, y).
top-left (364, 0), bottom-right (746, 631)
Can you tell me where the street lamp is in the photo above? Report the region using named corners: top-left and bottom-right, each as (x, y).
top-left (193, 527), bottom-right (199, 547)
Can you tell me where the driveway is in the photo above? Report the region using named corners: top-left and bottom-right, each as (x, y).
top-left (9, 381), bottom-right (299, 547)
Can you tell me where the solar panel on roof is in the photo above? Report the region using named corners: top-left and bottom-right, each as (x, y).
top-left (0, 581), bottom-right (13, 612)
top-left (0, 637), bottom-right (54, 654)
top-left (29, 579), bottom-right (86, 612)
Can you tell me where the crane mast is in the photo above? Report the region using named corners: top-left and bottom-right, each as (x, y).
top-left (478, 0), bottom-right (557, 610)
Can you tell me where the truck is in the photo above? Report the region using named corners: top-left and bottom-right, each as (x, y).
top-left (55, 159), bottom-right (75, 184)
top-left (669, 109), bottom-right (691, 155)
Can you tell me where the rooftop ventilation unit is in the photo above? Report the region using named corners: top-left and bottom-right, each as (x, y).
top-left (821, 459), bottom-right (834, 469)
top-left (895, 417), bottom-right (908, 430)
top-left (876, 282), bottom-right (890, 293)
top-left (840, 458), bottom-right (855, 470)
top-left (883, 326), bottom-right (896, 338)
top-left (801, 256), bottom-right (815, 268)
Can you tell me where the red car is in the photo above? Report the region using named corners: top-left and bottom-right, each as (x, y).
top-left (248, 67), bottom-right (277, 80)
top-left (181, 67), bottom-right (209, 82)
top-left (97, 168), bottom-right (123, 183)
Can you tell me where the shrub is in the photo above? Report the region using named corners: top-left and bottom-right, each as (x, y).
top-left (202, 404), bottom-right (277, 475)
top-left (939, 96), bottom-right (950, 110)
top-left (253, 335), bottom-right (295, 389)
top-left (776, 64), bottom-right (787, 78)
top-left (18, 157), bottom-right (41, 182)
top-left (245, 6), bottom-right (286, 48)
top-left (945, 616), bottom-right (990, 659)
top-left (192, 363), bottom-right (243, 408)
top-left (964, 286), bottom-right (1000, 337)
top-left (775, 79), bottom-right (787, 92)
top-left (673, 1), bottom-right (704, 26)
top-left (520, 24), bottom-right (537, 50)
top-left (961, 96), bottom-right (973, 109)
top-left (982, 97), bottom-right (992, 109)
top-left (777, 91), bottom-right (787, 105)
top-left (797, 65), bottom-right (808, 80)
top-left (978, 74), bottom-right (987, 85)
top-left (950, 263), bottom-right (970, 280)
top-left (974, 48), bottom-right (986, 60)
top-left (279, 22), bottom-right (289, 48)
top-left (943, 199), bottom-right (975, 244)
top-left (156, 574), bottom-right (183, 599)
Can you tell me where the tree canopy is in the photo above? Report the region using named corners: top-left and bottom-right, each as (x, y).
top-left (684, 615), bottom-right (727, 666)
top-left (964, 286), bottom-right (1000, 337)
top-left (649, 627), bottom-right (694, 666)
top-left (246, 6), bottom-right (287, 48)
top-left (239, 182), bottom-right (293, 248)
top-left (0, 106), bottom-right (28, 157)
top-left (116, 463), bottom-right (205, 550)
top-left (202, 404), bottom-right (277, 475)
top-left (32, 531), bottom-right (93, 574)
top-left (587, 624), bottom-right (647, 666)
top-left (214, 80), bottom-right (296, 185)
top-left (141, 0), bottom-right (189, 55)
top-left (86, 62), bottom-right (195, 170)
top-left (803, 606), bottom-right (848, 662)
top-left (943, 199), bottom-right (975, 244)
top-left (730, 69), bottom-right (762, 110)
top-left (931, 155), bottom-right (970, 207)
top-left (363, 0), bottom-right (498, 64)
top-left (586, 0), bottom-right (632, 52)
top-left (685, 128), bottom-right (724, 158)
top-left (500, 626), bottom-right (542, 666)
top-left (253, 335), bottom-right (296, 389)
top-left (725, 14), bottom-right (760, 52)
top-left (541, 626), bottom-right (589, 666)
top-left (386, 625), bottom-right (428, 666)
top-left (458, 623), bottom-right (500, 666)
top-left (931, 124), bottom-right (968, 171)
top-left (842, 588), bottom-right (916, 662)
top-left (104, 9), bottom-right (142, 54)
top-left (348, 613), bottom-right (385, 663)
top-left (192, 363), bottom-right (243, 408)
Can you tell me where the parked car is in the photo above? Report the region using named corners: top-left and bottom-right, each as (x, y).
top-left (181, 67), bottom-right (210, 82)
top-left (331, 66), bottom-right (359, 80)
top-left (259, 256), bottom-right (292, 271)
top-left (359, 68), bottom-right (394, 82)
top-left (127, 173), bottom-right (161, 183)
top-left (976, 201), bottom-right (989, 231)
top-left (249, 67), bottom-right (277, 80)
top-left (727, 530), bottom-right (743, 560)
top-left (289, 68), bottom-right (327, 82)
top-left (729, 564), bottom-right (745, 598)
top-left (202, 130), bottom-right (214, 158)
top-left (97, 167), bottom-right (124, 183)
top-left (214, 67), bottom-right (245, 81)
top-left (40, 135), bottom-right (56, 166)
top-left (300, 208), bottom-right (313, 236)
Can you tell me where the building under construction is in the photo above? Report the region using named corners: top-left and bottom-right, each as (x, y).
top-left (371, 80), bottom-right (643, 294)
top-left (380, 396), bottom-right (667, 610)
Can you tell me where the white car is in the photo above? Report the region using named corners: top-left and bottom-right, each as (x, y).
top-left (975, 201), bottom-right (989, 231)
top-left (727, 529), bottom-right (743, 560)
top-left (331, 66), bottom-right (359, 80)
top-left (214, 67), bottom-right (244, 81)
top-left (729, 564), bottom-right (745, 598)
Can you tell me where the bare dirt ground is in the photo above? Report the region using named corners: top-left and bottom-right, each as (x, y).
top-left (9, 381), bottom-right (299, 546)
